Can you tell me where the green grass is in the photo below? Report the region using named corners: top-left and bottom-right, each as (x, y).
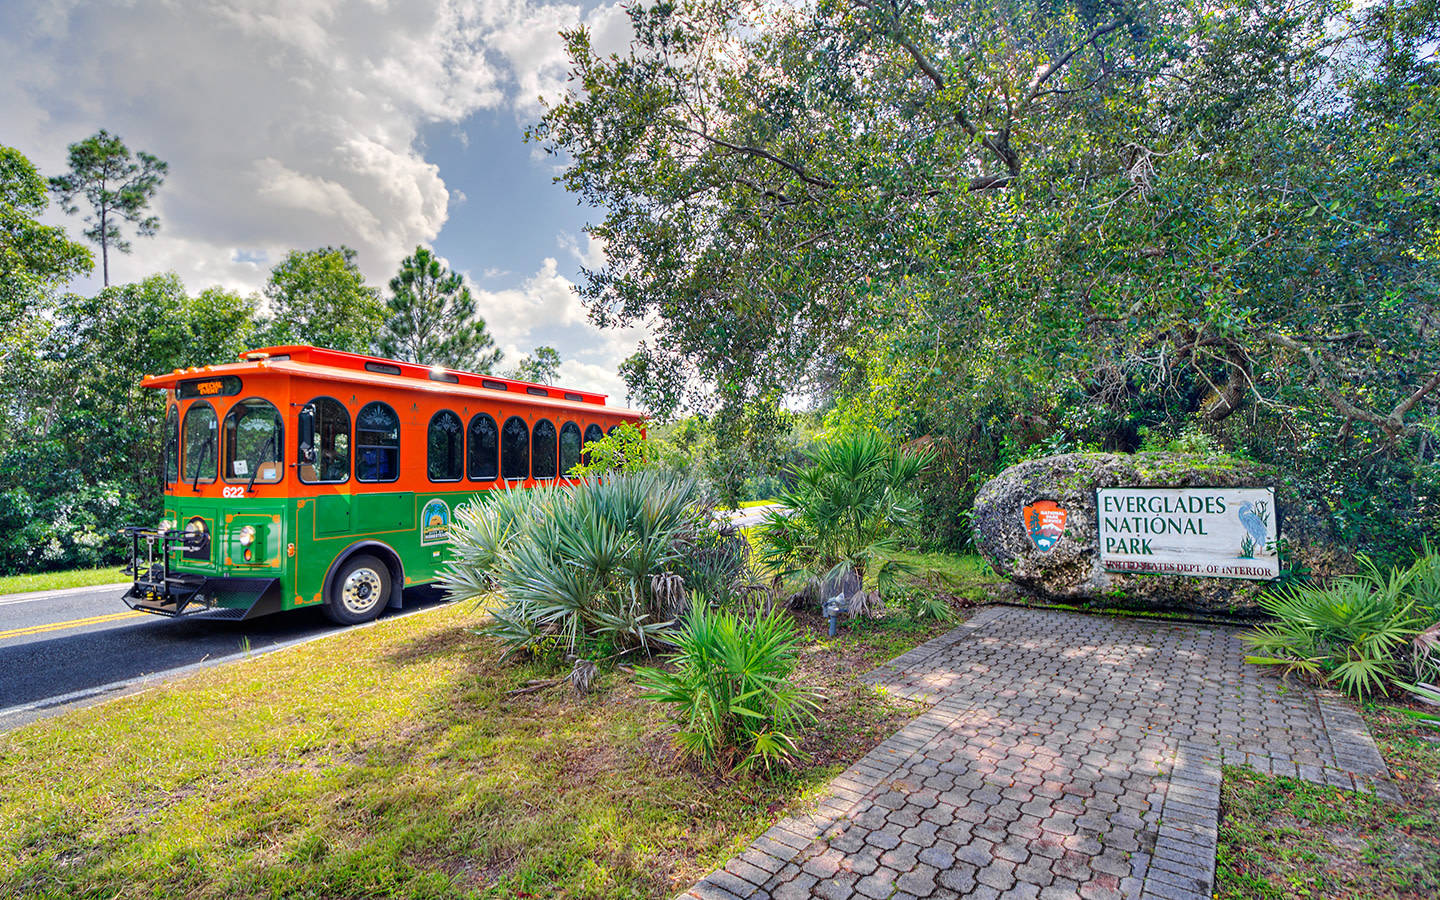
top-left (0, 565), bottom-right (128, 595)
top-left (883, 550), bottom-right (997, 601)
top-left (0, 600), bottom-right (957, 899)
top-left (1216, 702), bottom-right (1440, 899)
top-left (736, 499), bottom-right (779, 509)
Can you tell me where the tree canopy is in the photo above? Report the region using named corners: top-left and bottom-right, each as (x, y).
top-left (258, 246), bottom-right (386, 354)
top-left (536, 0), bottom-right (1440, 558)
top-left (0, 146), bottom-right (92, 326)
top-left (510, 345), bottom-right (562, 384)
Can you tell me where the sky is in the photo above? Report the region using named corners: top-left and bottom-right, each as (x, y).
top-left (0, 0), bottom-right (645, 402)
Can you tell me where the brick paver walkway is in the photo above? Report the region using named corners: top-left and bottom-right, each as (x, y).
top-left (680, 605), bottom-right (1395, 900)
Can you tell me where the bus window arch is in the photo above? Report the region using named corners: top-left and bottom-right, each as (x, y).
top-left (356, 402), bottom-right (400, 483)
top-left (559, 421), bottom-right (581, 476)
top-left (467, 413), bottom-right (498, 482)
top-left (428, 410), bottom-right (463, 482)
top-left (501, 416), bottom-right (529, 480)
top-left (582, 423), bottom-right (604, 465)
top-left (223, 398), bottom-right (285, 485)
top-left (182, 401), bottom-right (218, 484)
top-left (532, 419), bottom-right (557, 480)
top-left (298, 397), bottom-right (350, 484)
top-left (163, 404), bottom-right (179, 484)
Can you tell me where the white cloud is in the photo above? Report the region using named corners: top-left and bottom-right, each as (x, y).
top-left (0, 0), bottom-right (648, 403)
top-left (0, 0), bottom-right (631, 294)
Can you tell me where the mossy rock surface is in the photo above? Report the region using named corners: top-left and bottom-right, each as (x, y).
top-left (972, 452), bottom-right (1348, 616)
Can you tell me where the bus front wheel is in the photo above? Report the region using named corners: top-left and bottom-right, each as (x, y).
top-left (324, 554), bottom-right (390, 625)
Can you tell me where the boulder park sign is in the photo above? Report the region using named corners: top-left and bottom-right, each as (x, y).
top-left (972, 452), bottom-right (1346, 615)
top-left (1096, 486), bottom-right (1279, 580)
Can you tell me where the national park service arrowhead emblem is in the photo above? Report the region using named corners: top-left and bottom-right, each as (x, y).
top-left (1023, 500), bottom-right (1067, 553)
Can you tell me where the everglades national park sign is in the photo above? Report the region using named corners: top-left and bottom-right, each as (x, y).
top-left (1097, 486), bottom-right (1279, 581)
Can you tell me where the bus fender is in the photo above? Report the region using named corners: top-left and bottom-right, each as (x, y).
top-left (323, 540), bottom-right (405, 611)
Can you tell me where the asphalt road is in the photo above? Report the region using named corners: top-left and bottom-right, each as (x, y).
top-left (0, 581), bottom-right (448, 732)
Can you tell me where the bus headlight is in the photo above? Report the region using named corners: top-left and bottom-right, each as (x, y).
top-left (238, 525), bottom-right (256, 547)
top-left (159, 519), bottom-right (176, 533)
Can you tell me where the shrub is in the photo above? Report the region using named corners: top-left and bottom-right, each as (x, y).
top-left (757, 431), bottom-right (932, 604)
top-left (441, 472), bottom-right (715, 658)
top-left (633, 606), bottom-right (817, 773)
top-left (567, 421), bottom-right (656, 476)
top-left (1242, 552), bottom-right (1440, 699)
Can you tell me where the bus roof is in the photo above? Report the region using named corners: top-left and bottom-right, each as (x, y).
top-left (142, 345), bottom-right (644, 419)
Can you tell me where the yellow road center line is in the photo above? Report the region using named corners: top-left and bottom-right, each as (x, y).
top-left (0, 610), bottom-right (147, 640)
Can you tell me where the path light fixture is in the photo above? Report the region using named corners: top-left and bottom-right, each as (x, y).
top-left (822, 593), bottom-right (848, 637)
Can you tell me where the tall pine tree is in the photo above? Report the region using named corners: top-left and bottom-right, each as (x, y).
top-left (377, 246), bottom-right (501, 372)
top-left (48, 129), bottom-right (167, 286)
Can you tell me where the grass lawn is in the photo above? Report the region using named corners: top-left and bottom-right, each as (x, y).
top-left (0, 565), bottom-right (128, 596)
top-left (1216, 701), bottom-right (1440, 899)
top-left (0, 598), bottom-right (964, 899)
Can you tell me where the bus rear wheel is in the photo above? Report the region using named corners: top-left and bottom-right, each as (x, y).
top-left (324, 554), bottom-right (390, 625)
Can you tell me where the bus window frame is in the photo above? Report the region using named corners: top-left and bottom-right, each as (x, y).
top-left (221, 397), bottom-right (286, 486)
top-left (163, 403), bottom-right (180, 485)
top-left (532, 418), bottom-right (558, 481)
top-left (427, 409), bottom-right (464, 483)
top-left (559, 421), bottom-right (581, 477)
top-left (501, 415), bottom-right (530, 482)
top-left (355, 400), bottom-right (401, 484)
top-left (582, 423), bottom-right (603, 466)
top-left (297, 395), bottom-right (351, 485)
top-left (181, 400), bottom-right (219, 485)
top-left (467, 412), bottom-right (499, 483)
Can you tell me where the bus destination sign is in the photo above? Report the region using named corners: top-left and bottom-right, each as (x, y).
top-left (1096, 486), bottom-right (1279, 581)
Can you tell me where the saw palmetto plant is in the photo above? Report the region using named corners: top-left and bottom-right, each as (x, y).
top-left (441, 472), bottom-right (713, 658)
top-left (1242, 553), bottom-right (1435, 699)
top-left (633, 605), bottom-right (818, 774)
top-left (756, 431), bottom-right (933, 607)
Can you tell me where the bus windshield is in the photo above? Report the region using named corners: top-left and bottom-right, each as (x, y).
top-left (224, 398), bottom-right (284, 485)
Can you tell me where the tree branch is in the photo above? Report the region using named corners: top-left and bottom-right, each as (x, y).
top-left (675, 123), bottom-right (835, 189)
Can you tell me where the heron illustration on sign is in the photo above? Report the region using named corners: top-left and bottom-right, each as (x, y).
top-left (1236, 500), bottom-right (1270, 559)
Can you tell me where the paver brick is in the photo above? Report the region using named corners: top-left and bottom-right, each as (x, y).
top-left (676, 607), bottom-right (1393, 899)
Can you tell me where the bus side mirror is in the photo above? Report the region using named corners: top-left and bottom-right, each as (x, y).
top-left (298, 406), bottom-right (317, 463)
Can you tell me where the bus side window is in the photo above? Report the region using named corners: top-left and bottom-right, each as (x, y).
top-left (356, 401), bottom-right (400, 483)
top-left (467, 413), bottom-right (498, 481)
top-left (501, 416), bottom-right (529, 481)
top-left (582, 423), bottom-right (603, 466)
top-left (299, 397), bottom-right (350, 484)
top-left (163, 404), bottom-right (180, 485)
top-left (532, 419), bottom-right (557, 480)
top-left (559, 421), bottom-right (581, 477)
top-left (428, 410), bottom-right (463, 482)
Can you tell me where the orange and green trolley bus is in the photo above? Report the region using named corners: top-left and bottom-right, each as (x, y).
top-left (121, 345), bottom-right (643, 624)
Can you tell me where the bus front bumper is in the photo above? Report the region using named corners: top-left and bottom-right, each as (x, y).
top-left (122, 574), bottom-right (284, 620)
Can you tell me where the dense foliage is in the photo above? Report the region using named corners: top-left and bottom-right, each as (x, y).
top-left (535, 0), bottom-right (1440, 564)
top-left (257, 246), bottom-right (386, 353)
top-left (634, 606), bottom-right (817, 773)
top-left (0, 274), bottom-right (256, 572)
top-left (1243, 550), bottom-right (1440, 698)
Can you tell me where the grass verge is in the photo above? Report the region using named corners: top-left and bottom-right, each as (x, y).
top-left (1216, 700), bottom-right (1440, 899)
top-left (0, 600), bottom-right (960, 898)
top-left (0, 565), bottom-right (128, 596)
